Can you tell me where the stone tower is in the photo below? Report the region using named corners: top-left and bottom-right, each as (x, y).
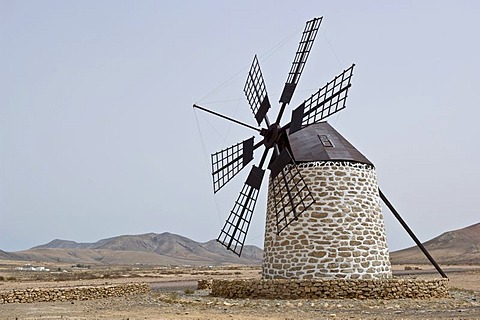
top-left (262, 122), bottom-right (392, 280)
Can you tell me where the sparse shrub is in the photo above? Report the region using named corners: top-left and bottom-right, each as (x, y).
top-left (0, 276), bottom-right (5, 281)
top-left (6, 277), bottom-right (16, 281)
top-left (168, 292), bottom-right (179, 300)
top-left (184, 288), bottom-right (195, 294)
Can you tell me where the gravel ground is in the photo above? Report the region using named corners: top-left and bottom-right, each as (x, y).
top-left (1, 265), bottom-right (479, 319)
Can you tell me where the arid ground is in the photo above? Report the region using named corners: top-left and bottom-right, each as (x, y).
top-left (1, 261), bottom-right (479, 319)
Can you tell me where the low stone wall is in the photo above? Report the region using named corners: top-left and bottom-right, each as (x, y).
top-left (0, 283), bottom-right (150, 304)
top-left (212, 278), bottom-right (448, 300)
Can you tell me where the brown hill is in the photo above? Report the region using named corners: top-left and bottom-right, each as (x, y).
top-left (3, 223), bottom-right (478, 266)
top-left (0, 233), bottom-right (263, 266)
top-left (390, 222), bottom-right (480, 265)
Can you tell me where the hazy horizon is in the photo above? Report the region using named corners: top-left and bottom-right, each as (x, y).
top-left (5, 220), bottom-right (480, 253)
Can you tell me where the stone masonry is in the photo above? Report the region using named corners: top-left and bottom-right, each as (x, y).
top-left (211, 278), bottom-right (449, 299)
top-left (263, 161), bottom-right (392, 280)
top-left (0, 283), bottom-right (149, 304)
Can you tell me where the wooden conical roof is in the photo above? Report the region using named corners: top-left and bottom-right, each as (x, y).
top-left (288, 122), bottom-right (373, 166)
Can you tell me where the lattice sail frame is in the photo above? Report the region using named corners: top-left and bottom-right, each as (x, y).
top-left (280, 17), bottom-right (322, 104)
top-left (290, 64), bottom-right (355, 134)
top-left (217, 166), bottom-right (265, 256)
top-left (270, 163), bottom-right (315, 234)
top-left (244, 55), bottom-right (271, 125)
top-left (211, 137), bottom-right (254, 193)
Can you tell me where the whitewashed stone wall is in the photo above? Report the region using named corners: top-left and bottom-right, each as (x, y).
top-left (262, 161), bottom-right (392, 280)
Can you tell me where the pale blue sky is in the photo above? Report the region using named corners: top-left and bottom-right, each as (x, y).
top-left (1, 1), bottom-right (479, 252)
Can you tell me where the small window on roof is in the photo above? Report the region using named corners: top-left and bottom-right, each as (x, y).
top-left (318, 135), bottom-right (333, 147)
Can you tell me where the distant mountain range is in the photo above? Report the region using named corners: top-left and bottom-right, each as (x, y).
top-left (0, 232), bottom-right (263, 266)
top-left (1, 223), bottom-right (479, 266)
top-left (390, 222), bottom-right (480, 265)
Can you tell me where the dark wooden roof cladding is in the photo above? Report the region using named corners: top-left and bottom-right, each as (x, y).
top-left (288, 122), bottom-right (373, 166)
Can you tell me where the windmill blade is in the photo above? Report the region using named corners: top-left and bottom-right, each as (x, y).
top-left (279, 17), bottom-right (323, 105)
top-left (217, 165), bottom-right (265, 256)
top-left (289, 64), bottom-right (355, 134)
top-left (268, 147), bottom-right (292, 178)
top-left (244, 55), bottom-right (271, 125)
top-left (212, 137), bottom-right (256, 193)
top-left (269, 149), bottom-right (315, 234)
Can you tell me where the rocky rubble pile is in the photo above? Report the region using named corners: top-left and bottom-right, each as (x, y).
top-left (212, 278), bottom-right (449, 299)
top-left (0, 283), bottom-right (149, 304)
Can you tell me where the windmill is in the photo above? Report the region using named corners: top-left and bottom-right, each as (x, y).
top-left (195, 17), bottom-right (352, 254)
top-left (194, 17), bottom-right (447, 280)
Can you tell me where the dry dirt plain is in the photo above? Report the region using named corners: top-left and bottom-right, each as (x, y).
top-left (0, 261), bottom-right (479, 319)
